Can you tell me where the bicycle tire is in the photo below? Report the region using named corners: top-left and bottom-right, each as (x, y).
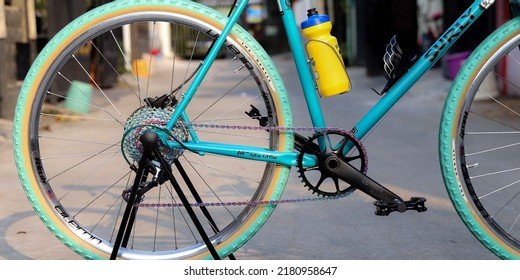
top-left (439, 17), bottom-right (520, 259)
top-left (14, 0), bottom-right (293, 259)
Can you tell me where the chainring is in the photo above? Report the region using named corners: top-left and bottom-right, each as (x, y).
top-left (297, 129), bottom-right (368, 197)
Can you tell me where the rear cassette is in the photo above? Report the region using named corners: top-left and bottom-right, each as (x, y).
top-left (122, 107), bottom-right (187, 165)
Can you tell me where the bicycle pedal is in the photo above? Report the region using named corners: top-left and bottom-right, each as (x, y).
top-left (374, 197), bottom-right (427, 216)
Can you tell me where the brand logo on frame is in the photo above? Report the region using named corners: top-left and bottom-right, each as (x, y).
top-left (424, 7), bottom-right (476, 63)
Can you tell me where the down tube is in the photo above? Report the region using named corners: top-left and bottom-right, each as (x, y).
top-left (351, 0), bottom-right (487, 141)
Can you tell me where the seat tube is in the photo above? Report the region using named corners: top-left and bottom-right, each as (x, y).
top-left (279, 1), bottom-right (327, 129)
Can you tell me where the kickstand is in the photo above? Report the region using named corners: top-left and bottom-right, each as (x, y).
top-left (110, 131), bottom-right (221, 260)
top-left (174, 160), bottom-right (236, 260)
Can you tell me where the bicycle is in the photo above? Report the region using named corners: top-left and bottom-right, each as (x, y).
top-left (12, 0), bottom-right (520, 259)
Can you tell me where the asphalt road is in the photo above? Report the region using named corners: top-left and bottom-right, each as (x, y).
top-left (0, 53), bottom-right (497, 260)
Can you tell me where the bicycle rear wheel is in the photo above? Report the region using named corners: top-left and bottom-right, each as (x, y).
top-left (14, 0), bottom-right (293, 259)
top-left (440, 17), bottom-right (520, 259)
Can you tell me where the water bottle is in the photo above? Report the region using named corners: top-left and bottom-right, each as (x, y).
top-left (301, 8), bottom-right (351, 97)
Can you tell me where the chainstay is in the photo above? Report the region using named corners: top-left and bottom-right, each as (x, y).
top-left (135, 123), bottom-right (366, 208)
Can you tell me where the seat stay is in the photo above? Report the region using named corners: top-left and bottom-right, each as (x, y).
top-left (165, 0), bottom-right (249, 131)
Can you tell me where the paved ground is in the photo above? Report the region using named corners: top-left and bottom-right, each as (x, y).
top-left (0, 53), bottom-right (498, 260)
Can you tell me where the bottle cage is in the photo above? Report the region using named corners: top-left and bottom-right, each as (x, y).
top-left (376, 35), bottom-right (416, 95)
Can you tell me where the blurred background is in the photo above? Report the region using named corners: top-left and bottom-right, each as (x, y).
top-left (0, 0), bottom-right (512, 120)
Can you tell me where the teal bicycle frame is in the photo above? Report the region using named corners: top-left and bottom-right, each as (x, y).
top-left (160, 0), bottom-right (514, 168)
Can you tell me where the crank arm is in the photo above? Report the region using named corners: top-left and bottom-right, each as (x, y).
top-left (323, 154), bottom-right (405, 206)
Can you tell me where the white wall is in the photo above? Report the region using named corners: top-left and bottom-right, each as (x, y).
top-left (0, 2), bottom-right (6, 40)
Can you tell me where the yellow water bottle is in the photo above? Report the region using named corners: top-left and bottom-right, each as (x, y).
top-left (301, 8), bottom-right (351, 97)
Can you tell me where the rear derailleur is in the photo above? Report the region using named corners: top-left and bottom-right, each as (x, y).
top-left (122, 160), bottom-right (167, 203)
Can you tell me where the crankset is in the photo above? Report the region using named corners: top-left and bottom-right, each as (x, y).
top-left (297, 130), bottom-right (368, 197)
top-left (296, 130), bottom-right (427, 215)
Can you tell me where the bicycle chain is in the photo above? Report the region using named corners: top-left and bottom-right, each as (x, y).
top-left (135, 123), bottom-right (365, 208)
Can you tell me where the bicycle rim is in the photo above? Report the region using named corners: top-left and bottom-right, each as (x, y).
top-left (440, 17), bottom-right (520, 259)
top-left (14, 1), bottom-right (293, 259)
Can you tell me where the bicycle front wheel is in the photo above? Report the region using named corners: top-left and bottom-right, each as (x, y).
top-left (440, 17), bottom-right (520, 259)
top-left (14, 0), bottom-right (293, 259)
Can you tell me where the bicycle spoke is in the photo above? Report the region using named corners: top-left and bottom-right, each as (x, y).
top-left (153, 185), bottom-right (162, 251)
top-left (479, 178), bottom-right (520, 200)
top-left (197, 94), bottom-right (263, 127)
top-left (91, 39), bottom-right (141, 104)
top-left (199, 56), bottom-right (239, 87)
top-left (45, 142), bottom-right (120, 182)
top-left (46, 90), bottom-right (130, 118)
top-left (489, 189), bottom-right (520, 220)
top-left (58, 149), bottom-right (120, 201)
top-left (466, 141), bottom-right (520, 157)
top-left (39, 135), bottom-right (119, 146)
top-left (470, 167), bottom-right (520, 180)
top-left (469, 109), bottom-right (520, 134)
top-left (57, 72), bottom-right (126, 127)
top-left (509, 213), bottom-right (520, 234)
top-left (192, 116), bottom-right (269, 123)
top-left (161, 182), bottom-right (200, 243)
top-left (478, 88), bottom-right (520, 118)
top-left (192, 75), bottom-right (250, 122)
top-left (182, 159), bottom-right (236, 218)
top-left (466, 131), bottom-right (520, 135)
top-left (188, 155), bottom-right (251, 203)
top-left (111, 28), bottom-right (144, 103)
top-left (20, 4), bottom-right (290, 259)
top-left (92, 193), bottom-right (124, 233)
top-left (43, 150), bottom-right (119, 160)
top-left (170, 23), bottom-right (178, 93)
top-left (75, 170), bottom-right (133, 218)
top-left (506, 52), bottom-right (520, 94)
top-left (71, 55), bottom-right (126, 124)
top-left (183, 157), bottom-right (261, 184)
top-left (41, 112), bottom-right (118, 123)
